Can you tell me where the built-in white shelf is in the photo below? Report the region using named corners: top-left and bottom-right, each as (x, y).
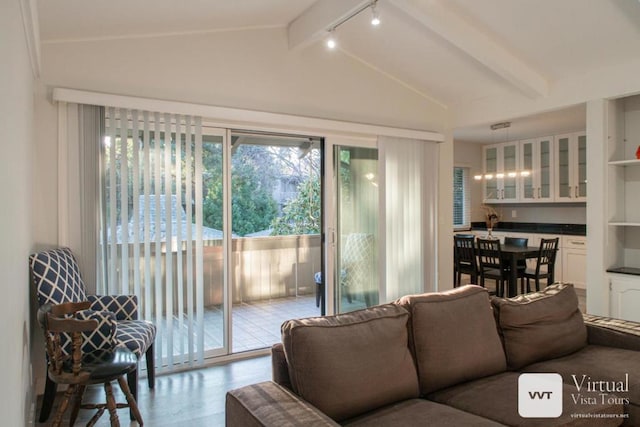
top-left (608, 158), bottom-right (640, 166)
top-left (608, 222), bottom-right (640, 227)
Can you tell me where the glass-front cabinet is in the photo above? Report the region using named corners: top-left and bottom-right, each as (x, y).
top-left (520, 137), bottom-right (554, 202)
top-left (555, 132), bottom-right (587, 202)
top-left (482, 141), bottom-right (519, 203)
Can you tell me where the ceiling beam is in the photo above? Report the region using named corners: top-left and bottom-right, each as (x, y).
top-left (288, 0), bottom-right (370, 50)
top-left (388, 0), bottom-right (549, 98)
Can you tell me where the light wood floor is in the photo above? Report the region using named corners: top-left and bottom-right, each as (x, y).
top-left (47, 355), bottom-right (273, 426)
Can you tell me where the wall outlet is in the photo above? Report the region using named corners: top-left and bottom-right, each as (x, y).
top-left (511, 210), bottom-right (517, 218)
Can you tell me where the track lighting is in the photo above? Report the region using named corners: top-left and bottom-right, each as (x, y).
top-left (324, 0), bottom-right (381, 50)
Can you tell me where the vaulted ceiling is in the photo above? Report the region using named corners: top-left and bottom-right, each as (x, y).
top-left (37, 0), bottom-right (640, 141)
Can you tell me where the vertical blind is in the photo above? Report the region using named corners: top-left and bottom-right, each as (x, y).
top-left (453, 166), bottom-right (471, 229)
top-left (101, 108), bottom-right (205, 371)
top-left (379, 137), bottom-right (437, 300)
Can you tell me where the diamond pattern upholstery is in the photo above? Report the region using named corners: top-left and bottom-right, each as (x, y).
top-left (116, 320), bottom-right (157, 358)
top-left (31, 247), bottom-right (87, 306)
top-left (75, 309), bottom-right (117, 354)
top-left (29, 247), bottom-right (156, 422)
top-left (88, 295), bottom-right (138, 321)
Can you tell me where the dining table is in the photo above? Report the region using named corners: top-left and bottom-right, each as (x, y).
top-left (499, 244), bottom-right (542, 297)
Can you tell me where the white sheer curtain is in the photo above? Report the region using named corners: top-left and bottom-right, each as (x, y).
top-left (100, 108), bottom-right (205, 370)
top-left (57, 102), bottom-right (102, 292)
top-left (379, 136), bottom-right (438, 301)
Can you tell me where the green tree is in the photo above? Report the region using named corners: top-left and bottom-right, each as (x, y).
top-left (271, 177), bottom-right (320, 235)
top-left (202, 146), bottom-right (279, 236)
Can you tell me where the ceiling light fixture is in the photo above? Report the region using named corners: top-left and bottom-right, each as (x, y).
top-left (371, 1), bottom-right (381, 26)
top-left (326, 30), bottom-right (337, 49)
top-left (325, 0), bottom-right (381, 50)
top-left (490, 121), bottom-right (511, 130)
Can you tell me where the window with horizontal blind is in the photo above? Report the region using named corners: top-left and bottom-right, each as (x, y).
top-left (453, 166), bottom-right (470, 230)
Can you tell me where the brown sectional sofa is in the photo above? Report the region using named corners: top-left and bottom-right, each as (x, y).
top-left (226, 284), bottom-right (640, 426)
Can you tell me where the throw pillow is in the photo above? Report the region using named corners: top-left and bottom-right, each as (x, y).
top-left (491, 282), bottom-right (587, 370)
top-left (281, 304), bottom-right (419, 422)
top-left (396, 285), bottom-right (507, 395)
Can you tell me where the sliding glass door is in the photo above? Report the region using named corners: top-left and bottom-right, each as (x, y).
top-left (101, 111), bottom-right (326, 371)
top-left (325, 136), bottom-right (438, 314)
top-left (229, 133), bottom-right (322, 352)
top-left (333, 142), bottom-right (380, 313)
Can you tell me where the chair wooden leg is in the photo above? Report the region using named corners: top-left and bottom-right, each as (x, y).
top-left (39, 374), bottom-right (58, 422)
top-left (118, 376), bottom-right (144, 425)
top-left (128, 368), bottom-right (138, 421)
top-left (145, 345), bottom-right (155, 389)
top-left (69, 384), bottom-right (86, 426)
top-left (51, 384), bottom-right (76, 427)
top-left (104, 381), bottom-right (120, 427)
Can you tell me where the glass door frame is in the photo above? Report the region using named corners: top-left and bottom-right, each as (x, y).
top-left (323, 136), bottom-right (380, 316)
top-left (200, 126), bottom-right (231, 360)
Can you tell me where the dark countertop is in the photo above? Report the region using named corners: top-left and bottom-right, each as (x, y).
top-left (607, 267), bottom-right (640, 276)
top-left (470, 221), bottom-right (586, 236)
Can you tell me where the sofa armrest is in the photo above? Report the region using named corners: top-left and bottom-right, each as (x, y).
top-left (583, 313), bottom-right (640, 352)
top-left (271, 343), bottom-right (292, 390)
top-left (226, 381), bottom-right (339, 427)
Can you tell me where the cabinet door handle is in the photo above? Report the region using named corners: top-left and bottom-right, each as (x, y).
top-left (570, 240), bottom-right (585, 246)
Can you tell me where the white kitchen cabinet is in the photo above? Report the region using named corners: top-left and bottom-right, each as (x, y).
top-left (483, 142), bottom-right (519, 203)
top-left (610, 274), bottom-right (640, 322)
top-left (520, 137), bottom-right (554, 202)
top-left (555, 132), bottom-right (587, 202)
top-left (562, 236), bottom-right (586, 289)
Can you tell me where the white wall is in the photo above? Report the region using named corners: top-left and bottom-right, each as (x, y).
top-left (496, 204), bottom-right (586, 224)
top-left (0, 0), bottom-right (37, 424)
top-left (40, 28), bottom-right (448, 132)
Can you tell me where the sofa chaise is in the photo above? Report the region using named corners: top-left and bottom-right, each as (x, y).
top-left (226, 283), bottom-right (640, 426)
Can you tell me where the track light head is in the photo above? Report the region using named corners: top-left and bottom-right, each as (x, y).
top-left (371, 3), bottom-right (380, 26)
top-left (326, 34), bottom-right (336, 49)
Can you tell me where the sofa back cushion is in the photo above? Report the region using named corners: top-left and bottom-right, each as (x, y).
top-left (396, 285), bottom-right (507, 395)
top-left (281, 304), bottom-right (419, 422)
top-left (491, 283), bottom-right (587, 370)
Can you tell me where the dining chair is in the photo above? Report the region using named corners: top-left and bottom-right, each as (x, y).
top-left (453, 235), bottom-right (478, 286)
top-left (504, 236), bottom-right (528, 293)
top-left (30, 247), bottom-right (156, 422)
top-left (37, 301), bottom-right (144, 426)
top-left (523, 237), bottom-right (560, 292)
top-left (476, 238), bottom-right (508, 297)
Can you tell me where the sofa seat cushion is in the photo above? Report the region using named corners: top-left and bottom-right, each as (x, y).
top-left (428, 372), bottom-right (624, 426)
top-left (396, 285), bottom-right (507, 395)
top-left (491, 283), bottom-right (587, 370)
top-left (343, 398), bottom-right (506, 427)
top-left (524, 344), bottom-right (640, 408)
top-left (281, 304), bottom-right (419, 422)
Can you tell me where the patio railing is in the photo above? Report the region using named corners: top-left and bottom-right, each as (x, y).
top-left (109, 234), bottom-right (321, 309)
